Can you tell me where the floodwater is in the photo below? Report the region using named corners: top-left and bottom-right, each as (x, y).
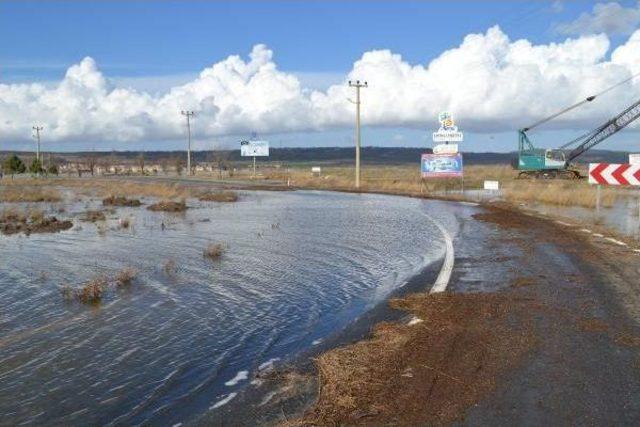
top-left (0, 190), bottom-right (450, 426)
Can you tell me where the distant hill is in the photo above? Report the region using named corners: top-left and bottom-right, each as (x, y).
top-left (0, 147), bottom-right (632, 166)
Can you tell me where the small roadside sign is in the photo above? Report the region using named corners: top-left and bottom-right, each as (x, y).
top-left (484, 180), bottom-right (499, 191)
top-left (629, 154), bottom-right (640, 165)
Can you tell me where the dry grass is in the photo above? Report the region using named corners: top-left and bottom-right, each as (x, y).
top-left (2, 177), bottom-right (191, 199)
top-left (0, 186), bottom-right (62, 203)
top-left (203, 243), bottom-right (225, 259)
top-left (115, 267), bottom-right (137, 287)
top-left (284, 164), bottom-right (623, 209)
top-left (198, 190), bottom-right (239, 202)
top-left (293, 292), bottom-right (535, 426)
top-left (147, 200), bottom-right (187, 212)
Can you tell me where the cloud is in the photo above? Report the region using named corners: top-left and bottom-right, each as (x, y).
top-left (555, 1), bottom-right (640, 36)
top-left (2, 26), bottom-right (640, 146)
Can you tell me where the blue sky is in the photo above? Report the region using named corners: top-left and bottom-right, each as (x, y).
top-left (2, 1), bottom-right (640, 152)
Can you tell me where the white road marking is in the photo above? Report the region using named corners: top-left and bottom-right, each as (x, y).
top-left (408, 316), bottom-right (424, 326)
top-left (580, 228), bottom-right (592, 233)
top-left (605, 237), bottom-right (627, 246)
top-left (593, 233), bottom-right (604, 238)
top-left (422, 212), bottom-right (455, 294)
top-left (555, 220), bottom-right (572, 226)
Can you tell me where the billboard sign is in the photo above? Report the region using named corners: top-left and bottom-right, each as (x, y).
top-left (240, 140), bottom-right (269, 157)
top-left (629, 154), bottom-right (640, 165)
top-left (421, 153), bottom-right (463, 178)
top-left (432, 111), bottom-right (463, 142)
top-left (433, 143), bottom-right (459, 154)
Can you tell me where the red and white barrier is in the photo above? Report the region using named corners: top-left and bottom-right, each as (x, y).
top-left (589, 163), bottom-right (640, 186)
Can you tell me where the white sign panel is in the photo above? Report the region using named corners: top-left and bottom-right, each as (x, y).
top-left (484, 180), bottom-right (500, 191)
top-left (432, 111), bottom-right (463, 142)
top-left (629, 154), bottom-right (640, 165)
top-left (433, 144), bottom-right (459, 154)
top-left (240, 140), bottom-right (269, 157)
top-left (311, 167), bottom-right (322, 173)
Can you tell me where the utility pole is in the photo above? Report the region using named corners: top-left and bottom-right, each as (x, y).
top-left (181, 111), bottom-right (195, 175)
top-left (348, 80), bottom-right (367, 189)
top-left (32, 125), bottom-right (43, 163)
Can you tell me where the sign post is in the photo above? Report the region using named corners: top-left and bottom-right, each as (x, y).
top-left (424, 111), bottom-right (464, 194)
top-left (240, 140), bottom-right (269, 179)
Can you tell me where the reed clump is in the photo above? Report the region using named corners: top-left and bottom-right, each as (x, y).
top-left (147, 200), bottom-right (187, 212)
top-left (204, 243), bottom-right (226, 260)
top-left (102, 195), bottom-right (141, 207)
top-left (81, 210), bottom-right (106, 222)
top-left (0, 207), bottom-right (72, 235)
top-left (115, 267), bottom-right (138, 287)
top-left (62, 276), bottom-right (108, 305)
top-left (198, 191), bottom-right (239, 202)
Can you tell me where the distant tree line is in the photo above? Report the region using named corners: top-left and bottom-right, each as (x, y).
top-left (1, 154), bottom-right (58, 178)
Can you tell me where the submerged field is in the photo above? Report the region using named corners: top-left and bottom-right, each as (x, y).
top-left (0, 181), bottom-right (459, 425)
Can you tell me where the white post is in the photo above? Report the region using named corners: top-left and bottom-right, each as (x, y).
top-left (253, 156), bottom-right (256, 178)
top-left (596, 184), bottom-right (601, 213)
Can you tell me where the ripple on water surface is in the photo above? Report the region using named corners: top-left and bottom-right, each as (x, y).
top-left (0, 190), bottom-right (445, 425)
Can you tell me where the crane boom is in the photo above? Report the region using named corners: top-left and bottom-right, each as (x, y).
top-left (566, 97), bottom-right (640, 162)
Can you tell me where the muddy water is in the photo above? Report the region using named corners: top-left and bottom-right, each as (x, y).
top-left (0, 190), bottom-right (448, 426)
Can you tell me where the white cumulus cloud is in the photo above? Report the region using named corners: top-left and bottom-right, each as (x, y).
top-left (1, 26), bottom-right (640, 146)
top-left (555, 1), bottom-right (640, 36)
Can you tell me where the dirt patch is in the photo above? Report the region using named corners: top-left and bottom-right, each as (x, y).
top-left (203, 243), bottom-right (225, 260)
top-left (198, 191), bottom-right (239, 202)
top-left (512, 277), bottom-right (537, 288)
top-left (579, 318), bottom-right (610, 333)
top-left (0, 209), bottom-right (73, 236)
top-left (292, 292), bottom-right (535, 426)
top-left (102, 195), bottom-right (141, 207)
top-left (147, 200), bottom-right (187, 212)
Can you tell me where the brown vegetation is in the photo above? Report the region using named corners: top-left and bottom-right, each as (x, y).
top-left (0, 207), bottom-right (73, 235)
top-left (0, 186), bottom-right (62, 203)
top-left (62, 276), bottom-right (108, 305)
top-left (81, 210), bottom-right (106, 222)
top-left (115, 267), bottom-right (137, 287)
top-left (293, 292), bottom-right (535, 426)
top-left (102, 195), bottom-right (141, 207)
top-left (147, 200), bottom-right (187, 212)
top-left (198, 190), bottom-right (239, 202)
top-left (203, 243), bottom-right (225, 259)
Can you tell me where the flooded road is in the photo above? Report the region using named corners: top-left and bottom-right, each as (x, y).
top-left (0, 190), bottom-right (461, 425)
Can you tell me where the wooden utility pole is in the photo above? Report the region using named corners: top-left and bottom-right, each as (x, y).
top-left (348, 80), bottom-right (367, 189)
top-left (32, 126), bottom-right (43, 162)
top-left (181, 111), bottom-right (195, 175)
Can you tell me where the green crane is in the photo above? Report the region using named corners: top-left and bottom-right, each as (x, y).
top-left (516, 75), bottom-right (640, 179)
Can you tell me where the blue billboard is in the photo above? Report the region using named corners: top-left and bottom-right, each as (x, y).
top-left (421, 153), bottom-right (463, 178)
